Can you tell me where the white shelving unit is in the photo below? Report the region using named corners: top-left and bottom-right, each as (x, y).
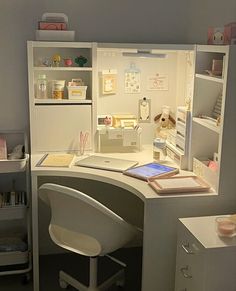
top-left (190, 45), bottom-right (236, 193)
top-left (0, 130), bottom-right (31, 280)
top-left (175, 216), bottom-right (236, 291)
top-left (27, 41), bottom-right (97, 154)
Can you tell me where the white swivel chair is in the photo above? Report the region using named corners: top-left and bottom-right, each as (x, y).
top-left (39, 183), bottom-right (142, 291)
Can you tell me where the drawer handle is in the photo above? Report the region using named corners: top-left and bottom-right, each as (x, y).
top-left (180, 266), bottom-right (192, 279)
top-left (181, 243), bottom-right (194, 254)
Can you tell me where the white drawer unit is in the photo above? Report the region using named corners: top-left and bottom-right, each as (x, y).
top-left (175, 216), bottom-right (236, 291)
top-left (166, 106), bottom-right (191, 169)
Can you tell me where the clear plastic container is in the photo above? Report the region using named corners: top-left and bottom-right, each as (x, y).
top-left (36, 74), bottom-right (47, 99)
top-left (153, 138), bottom-right (167, 161)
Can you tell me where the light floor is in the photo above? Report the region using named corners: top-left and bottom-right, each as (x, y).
top-left (0, 247), bottom-right (142, 291)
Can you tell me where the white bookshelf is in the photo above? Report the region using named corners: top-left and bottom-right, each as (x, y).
top-left (27, 41), bottom-right (97, 153)
top-left (190, 45), bottom-right (236, 194)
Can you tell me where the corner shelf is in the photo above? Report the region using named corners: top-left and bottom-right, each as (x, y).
top-left (195, 73), bottom-right (224, 83)
top-left (193, 117), bottom-right (220, 134)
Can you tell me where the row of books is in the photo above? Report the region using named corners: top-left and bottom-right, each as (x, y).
top-left (0, 191), bottom-right (27, 207)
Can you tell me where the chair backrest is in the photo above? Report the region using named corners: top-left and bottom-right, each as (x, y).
top-left (39, 183), bottom-right (139, 257)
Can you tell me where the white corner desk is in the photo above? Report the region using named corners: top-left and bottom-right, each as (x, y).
top-left (30, 149), bottom-right (231, 291)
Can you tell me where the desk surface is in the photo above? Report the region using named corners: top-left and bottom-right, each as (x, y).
top-left (31, 147), bottom-right (217, 201)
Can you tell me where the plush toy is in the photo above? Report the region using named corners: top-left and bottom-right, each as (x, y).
top-left (154, 106), bottom-right (176, 139)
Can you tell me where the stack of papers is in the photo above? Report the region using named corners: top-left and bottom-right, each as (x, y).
top-left (37, 153), bottom-right (75, 167)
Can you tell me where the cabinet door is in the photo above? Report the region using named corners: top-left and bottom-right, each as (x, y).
top-left (175, 224), bottom-right (205, 291)
top-left (33, 105), bottom-right (91, 152)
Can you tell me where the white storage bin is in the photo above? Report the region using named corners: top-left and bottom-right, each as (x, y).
top-left (67, 86), bottom-right (87, 100)
top-left (0, 154), bottom-right (28, 173)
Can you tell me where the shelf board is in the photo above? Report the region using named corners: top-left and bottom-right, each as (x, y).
top-left (34, 99), bottom-right (92, 105)
top-left (193, 117), bottom-right (220, 134)
top-left (33, 66), bottom-right (93, 72)
top-left (195, 73), bottom-right (224, 83)
top-left (196, 45), bottom-right (228, 54)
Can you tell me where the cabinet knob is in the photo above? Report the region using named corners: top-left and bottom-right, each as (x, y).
top-left (180, 265), bottom-right (192, 279)
top-left (181, 242), bottom-right (194, 254)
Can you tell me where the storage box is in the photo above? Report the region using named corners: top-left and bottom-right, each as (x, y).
top-left (35, 30), bottom-right (75, 41)
top-left (112, 114), bottom-right (137, 128)
top-left (207, 27), bottom-right (224, 44)
top-left (193, 157), bottom-right (218, 190)
top-left (224, 22), bottom-right (236, 44)
top-left (67, 86), bottom-right (87, 100)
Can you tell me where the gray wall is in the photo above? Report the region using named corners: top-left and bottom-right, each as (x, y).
top-left (0, 0), bottom-right (234, 132)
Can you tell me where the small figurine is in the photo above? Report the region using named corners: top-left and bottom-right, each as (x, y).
top-left (52, 54), bottom-right (61, 67)
top-left (75, 55), bottom-right (88, 67)
top-left (63, 57), bottom-right (73, 67)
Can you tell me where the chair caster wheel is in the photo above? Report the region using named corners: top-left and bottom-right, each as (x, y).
top-left (22, 273), bottom-right (31, 285)
top-left (116, 279), bottom-right (125, 288)
top-left (59, 279), bottom-right (68, 289)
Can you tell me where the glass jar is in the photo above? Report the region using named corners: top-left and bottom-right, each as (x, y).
top-left (36, 74), bottom-right (47, 99)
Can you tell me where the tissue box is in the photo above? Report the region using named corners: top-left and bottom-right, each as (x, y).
top-left (224, 22), bottom-right (236, 44)
top-left (207, 27), bottom-right (224, 44)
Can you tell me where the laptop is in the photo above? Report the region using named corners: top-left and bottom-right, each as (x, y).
top-left (75, 155), bottom-right (138, 172)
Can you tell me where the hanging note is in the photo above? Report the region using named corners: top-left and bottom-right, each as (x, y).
top-left (125, 63), bottom-right (141, 94)
top-left (138, 98), bottom-right (151, 123)
top-left (101, 69), bottom-right (117, 95)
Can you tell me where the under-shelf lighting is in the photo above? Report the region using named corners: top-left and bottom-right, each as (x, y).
top-left (122, 50), bottom-right (167, 58)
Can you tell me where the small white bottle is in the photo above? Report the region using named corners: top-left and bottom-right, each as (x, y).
top-left (36, 74), bottom-right (47, 99)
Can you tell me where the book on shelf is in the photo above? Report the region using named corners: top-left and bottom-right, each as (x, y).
top-left (36, 153), bottom-right (75, 167)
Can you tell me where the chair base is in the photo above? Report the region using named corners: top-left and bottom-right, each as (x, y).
top-left (59, 268), bottom-right (125, 291)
